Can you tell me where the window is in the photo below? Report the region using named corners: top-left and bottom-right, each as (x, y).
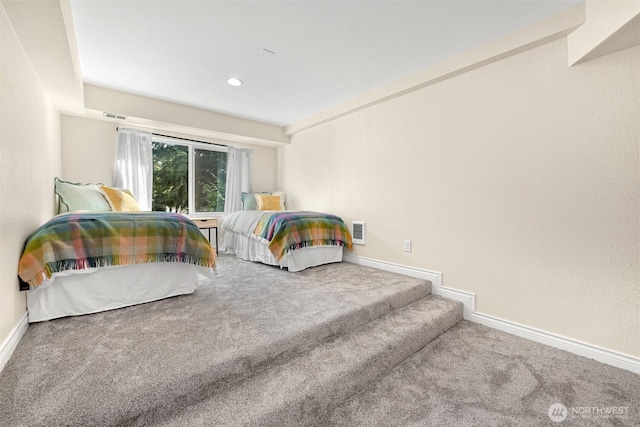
top-left (151, 136), bottom-right (227, 214)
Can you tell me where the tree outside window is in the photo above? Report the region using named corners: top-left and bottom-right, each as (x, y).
top-left (152, 139), bottom-right (226, 214)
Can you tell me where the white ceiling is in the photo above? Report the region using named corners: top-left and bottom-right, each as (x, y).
top-left (69, 0), bottom-right (582, 127)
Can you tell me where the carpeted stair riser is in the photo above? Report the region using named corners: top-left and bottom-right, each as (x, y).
top-left (0, 273), bottom-right (432, 427)
top-left (143, 296), bottom-right (463, 427)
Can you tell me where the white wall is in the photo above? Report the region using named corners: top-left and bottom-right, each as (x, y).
top-left (279, 40), bottom-right (639, 357)
top-left (0, 3), bottom-right (61, 345)
top-left (61, 114), bottom-right (278, 194)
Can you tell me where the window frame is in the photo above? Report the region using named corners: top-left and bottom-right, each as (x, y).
top-left (151, 135), bottom-right (228, 218)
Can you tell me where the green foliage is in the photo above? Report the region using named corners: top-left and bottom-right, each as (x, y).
top-left (152, 142), bottom-right (226, 213)
top-left (152, 143), bottom-right (188, 212)
top-left (194, 148), bottom-right (226, 212)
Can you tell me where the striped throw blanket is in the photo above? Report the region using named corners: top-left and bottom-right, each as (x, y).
top-left (18, 212), bottom-right (216, 288)
top-left (254, 211), bottom-right (352, 261)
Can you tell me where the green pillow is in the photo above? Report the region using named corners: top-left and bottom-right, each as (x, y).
top-left (54, 178), bottom-right (112, 213)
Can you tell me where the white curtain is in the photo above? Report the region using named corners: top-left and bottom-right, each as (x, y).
top-left (224, 146), bottom-right (252, 213)
top-left (113, 128), bottom-right (153, 210)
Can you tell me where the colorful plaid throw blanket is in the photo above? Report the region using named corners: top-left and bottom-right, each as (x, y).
top-left (18, 212), bottom-right (216, 287)
top-left (254, 211), bottom-right (353, 261)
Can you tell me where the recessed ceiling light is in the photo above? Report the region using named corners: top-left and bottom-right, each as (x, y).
top-left (227, 77), bottom-right (242, 87)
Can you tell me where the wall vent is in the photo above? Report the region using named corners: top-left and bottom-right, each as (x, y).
top-left (103, 112), bottom-right (127, 120)
top-left (352, 221), bottom-right (365, 245)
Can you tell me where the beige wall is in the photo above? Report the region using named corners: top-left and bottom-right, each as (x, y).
top-left (279, 40), bottom-right (639, 357)
top-left (61, 115), bottom-right (116, 185)
top-left (0, 4), bottom-right (61, 344)
top-left (61, 115), bottom-right (278, 194)
top-left (84, 85), bottom-right (288, 146)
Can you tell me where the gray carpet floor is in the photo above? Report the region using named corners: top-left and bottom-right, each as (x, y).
top-left (0, 254), bottom-right (638, 426)
top-left (327, 320), bottom-right (639, 427)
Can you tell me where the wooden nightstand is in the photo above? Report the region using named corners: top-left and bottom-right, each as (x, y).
top-left (191, 218), bottom-right (219, 253)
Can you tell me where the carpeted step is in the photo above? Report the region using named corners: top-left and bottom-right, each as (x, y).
top-left (0, 260), bottom-right (433, 427)
top-left (145, 295), bottom-right (463, 427)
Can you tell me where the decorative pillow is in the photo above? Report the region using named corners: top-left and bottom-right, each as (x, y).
top-left (256, 194), bottom-right (283, 211)
top-left (271, 191), bottom-right (287, 210)
top-left (241, 192), bottom-right (270, 210)
top-left (54, 178), bottom-right (112, 213)
top-left (100, 186), bottom-right (141, 211)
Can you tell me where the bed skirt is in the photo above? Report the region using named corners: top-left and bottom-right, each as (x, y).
top-left (27, 263), bottom-right (214, 322)
top-left (222, 230), bottom-right (343, 272)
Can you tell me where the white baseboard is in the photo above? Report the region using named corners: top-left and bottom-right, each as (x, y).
top-left (343, 254), bottom-right (640, 374)
top-left (0, 312), bottom-right (29, 373)
top-left (469, 312), bottom-right (640, 374)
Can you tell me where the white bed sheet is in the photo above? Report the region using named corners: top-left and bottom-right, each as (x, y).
top-left (27, 263), bottom-right (214, 322)
top-left (221, 229), bottom-right (343, 272)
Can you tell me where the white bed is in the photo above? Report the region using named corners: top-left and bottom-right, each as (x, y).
top-left (221, 210), bottom-right (349, 272)
top-left (19, 211), bottom-right (217, 322)
top-left (27, 263), bottom-right (214, 322)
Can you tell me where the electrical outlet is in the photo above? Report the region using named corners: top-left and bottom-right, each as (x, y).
top-left (404, 240), bottom-right (412, 252)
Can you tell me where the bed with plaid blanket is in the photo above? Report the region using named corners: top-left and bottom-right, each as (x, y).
top-left (18, 212), bottom-right (216, 288)
top-left (254, 211), bottom-right (353, 261)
